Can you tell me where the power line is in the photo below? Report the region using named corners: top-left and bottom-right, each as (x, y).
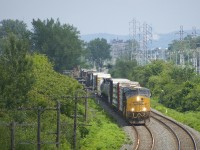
top-left (129, 19), bottom-right (152, 65)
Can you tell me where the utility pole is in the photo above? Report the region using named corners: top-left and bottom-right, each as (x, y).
top-left (180, 25), bottom-right (184, 66)
top-left (11, 122), bottom-right (15, 150)
top-left (85, 89), bottom-right (88, 122)
top-left (37, 107), bottom-right (41, 150)
top-left (73, 93), bottom-right (78, 150)
top-left (176, 25), bottom-right (185, 66)
top-left (192, 26), bottom-right (197, 72)
top-left (72, 89), bottom-right (91, 150)
top-left (1, 105), bottom-right (61, 150)
top-left (199, 50), bottom-right (200, 74)
top-left (192, 26), bottom-right (197, 38)
top-left (56, 101), bottom-right (60, 148)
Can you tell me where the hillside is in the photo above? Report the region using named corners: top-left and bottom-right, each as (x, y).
top-left (81, 30), bottom-right (196, 49)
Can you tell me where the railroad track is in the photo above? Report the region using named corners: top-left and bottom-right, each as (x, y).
top-left (132, 124), bottom-right (154, 150)
top-left (92, 93), bottom-right (199, 149)
top-left (151, 110), bottom-right (197, 150)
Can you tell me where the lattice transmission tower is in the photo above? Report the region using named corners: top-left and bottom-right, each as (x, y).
top-left (129, 19), bottom-right (152, 65)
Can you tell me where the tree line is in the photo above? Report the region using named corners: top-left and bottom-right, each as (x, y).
top-left (0, 18), bottom-right (111, 107)
top-left (110, 59), bottom-right (200, 112)
top-left (0, 19), bottom-right (111, 71)
top-left (0, 18), bottom-right (112, 149)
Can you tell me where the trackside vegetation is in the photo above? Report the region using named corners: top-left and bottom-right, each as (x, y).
top-left (0, 53), bottom-right (126, 149)
top-left (110, 59), bottom-right (200, 132)
top-left (1, 52), bottom-right (126, 149)
top-left (0, 19), bottom-right (126, 149)
top-left (80, 100), bottom-right (125, 150)
top-left (151, 99), bottom-right (200, 132)
top-left (2, 17), bottom-right (200, 149)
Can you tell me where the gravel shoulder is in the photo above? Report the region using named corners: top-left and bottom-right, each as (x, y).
top-left (152, 108), bottom-right (200, 149)
top-left (94, 97), bottom-right (200, 150)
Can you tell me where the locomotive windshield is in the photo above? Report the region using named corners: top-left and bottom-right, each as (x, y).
top-left (125, 87), bottom-right (151, 99)
top-left (138, 88), bottom-right (151, 97)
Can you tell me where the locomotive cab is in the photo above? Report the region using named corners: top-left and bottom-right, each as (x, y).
top-left (124, 87), bottom-right (151, 124)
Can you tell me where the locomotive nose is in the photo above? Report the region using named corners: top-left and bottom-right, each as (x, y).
top-left (142, 107), bottom-right (147, 111)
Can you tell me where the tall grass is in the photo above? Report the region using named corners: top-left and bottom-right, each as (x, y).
top-left (80, 99), bottom-right (126, 150)
top-left (151, 99), bottom-right (200, 132)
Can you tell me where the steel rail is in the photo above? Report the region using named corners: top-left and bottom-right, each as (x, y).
top-left (132, 125), bottom-right (154, 150)
top-left (152, 111), bottom-right (197, 150)
top-left (132, 126), bottom-right (140, 150)
top-left (145, 125), bottom-right (155, 150)
top-left (151, 115), bottom-right (180, 150)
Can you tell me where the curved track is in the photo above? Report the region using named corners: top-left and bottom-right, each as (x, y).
top-left (151, 116), bottom-right (180, 150)
top-left (91, 92), bottom-right (199, 149)
top-left (151, 111), bottom-right (197, 150)
top-left (133, 125), bottom-right (154, 150)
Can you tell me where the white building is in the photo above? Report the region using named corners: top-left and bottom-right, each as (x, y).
top-left (110, 39), bottom-right (131, 64)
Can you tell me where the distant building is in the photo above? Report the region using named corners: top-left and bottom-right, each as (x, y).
top-left (110, 39), bottom-right (131, 64)
top-left (148, 48), bottom-right (167, 61)
top-left (109, 39), bottom-right (167, 65)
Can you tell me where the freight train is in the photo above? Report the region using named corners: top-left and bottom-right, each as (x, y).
top-left (79, 69), bottom-right (151, 124)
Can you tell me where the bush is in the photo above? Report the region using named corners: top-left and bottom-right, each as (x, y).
top-left (151, 98), bottom-right (200, 132)
top-left (80, 100), bottom-right (125, 150)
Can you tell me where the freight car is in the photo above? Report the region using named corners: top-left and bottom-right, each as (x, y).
top-left (80, 69), bottom-right (151, 124)
top-left (101, 78), bottom-right (151, 124)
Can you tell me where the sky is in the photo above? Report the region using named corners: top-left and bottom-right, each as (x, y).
top-left (0, 0), bottom-right (200, 35)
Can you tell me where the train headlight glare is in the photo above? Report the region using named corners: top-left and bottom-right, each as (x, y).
top-left (137, 96), bottom-right (140, 101)
top-left (131, 108), bottom-right (134, 112)
top-left (143, 107), bottom-right (147, 111)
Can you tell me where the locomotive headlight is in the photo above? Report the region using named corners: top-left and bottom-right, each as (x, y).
top-left (136, 96), bottom-right (140, 101)
top-left (142, 107), bottom-right (147, 111)
top-left (131, 108), bottom-right (134, 112)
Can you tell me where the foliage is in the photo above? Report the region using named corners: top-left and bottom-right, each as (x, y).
top-left (0, 19), bottom-right (30, 40)
top-left (109, 59), bottom-right (137, 79)
top-left (31, 18), bottom-right (83, 72)
top-left (132, 60), bottom-right (167, 86)
top-left (0, 108), bottom-right (72, 150)
top-left (110, 59), bottom-right (200, 112)
top-left (27, 54), bottom-right (82, 111)
top-left (0, 33), bottom-right (34, 108)
top-left (0, 18), bottom-right (126, 149)
top-left (86, 38), bottom-right (111, 70)
top-left (0, 53), bottom-right (82, 149)
top-left (146, 61), bottom-right (199, 112)
top-left (80, 100), bottom-right (125, 150)
top-left (167, 35), bottom-right (200, 64)
top-left (0, 19), bottom-right (125, 149)
top-left (151, 98), bottom-right (200, 132)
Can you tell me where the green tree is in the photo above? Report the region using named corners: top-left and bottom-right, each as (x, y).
top-left (133, 60), bottom-right (167, 86)
top-left (86, 38), bottom-right (111, 70)
top-left (143, 61), bottom-right (199, 112)
top-left (31, 18), bottom-right (83, 72)
top-left (0, 34), bottom-right (34, 108)
top-left (110, 58), bottom-right (200, 112)
top-left (167, 35), bottom-right (200, 65)
top-left (109, 59), bottom-right (137, 79)
top-left (0, 19), bottom-right (31, 54)
top-left (0, 19), bottom-right (30, 40)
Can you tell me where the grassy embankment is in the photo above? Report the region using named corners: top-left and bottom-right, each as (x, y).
top-left (80, 99), bottom-right (127, 150)
top-left (151, 98), bottom-right (200, 132)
